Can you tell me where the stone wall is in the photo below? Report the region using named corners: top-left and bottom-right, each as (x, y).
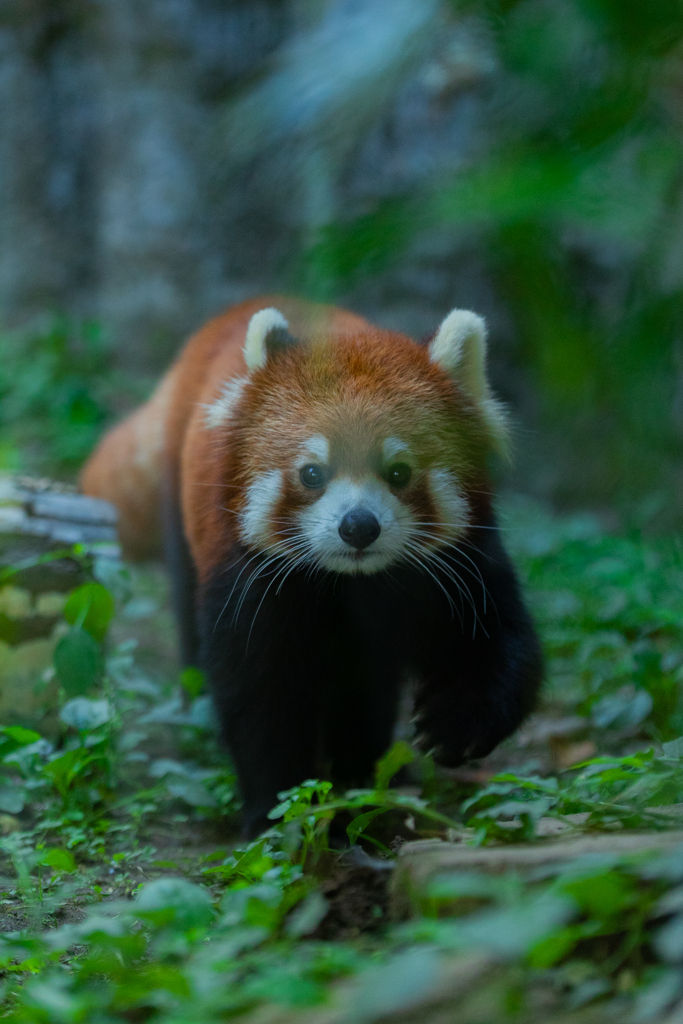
top-left (0, 0), bottom-right (495, 371)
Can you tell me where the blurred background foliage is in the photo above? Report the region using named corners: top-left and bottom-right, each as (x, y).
top-left (0, 320), bottom-right (111, 475)
top-left (299, 0), bottom-right (683, 524)
top-left (2, 0), bottom-right (683, 522)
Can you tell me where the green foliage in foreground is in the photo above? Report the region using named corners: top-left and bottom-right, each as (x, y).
top-left (5, 760), bottom-right (683, 1021)
top-left (1, 508), bottom-right (683, 1019)
top-left (463, 746), bottom-right (683, 842)
top-left (1, 814), bottom-right (683, 1022)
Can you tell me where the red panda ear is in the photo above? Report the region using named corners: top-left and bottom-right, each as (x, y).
top-left (429, 309), bottom-right (488, 394)
top-left (429, 308), bottom-right (510, 455)
top-left (244, 308), bottom-right (298, 371)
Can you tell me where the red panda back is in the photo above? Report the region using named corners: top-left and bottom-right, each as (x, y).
top-left (79, 376), bottom-right (173, 558)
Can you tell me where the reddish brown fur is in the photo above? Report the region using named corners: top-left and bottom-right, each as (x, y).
top-left (82, 297), bottom-right (542, 836)
top-left (81, 297), bottom-right (369, 564)
top-left (82, 297), bottom-right (494, 579)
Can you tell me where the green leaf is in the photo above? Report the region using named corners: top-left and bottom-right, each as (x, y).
top-left (348, 948), bottom-right (442, 1020)
top-left (374, 740), bottom-right (414, 791)
top-left (0, 726), bottom-right (41, 746)
top-left (346, 808), bottom-right (386, 842)
top-left (64, 583), bottom-right (114, 642)
top-left (60, 698), bottom-right (111, 732)
top-left (527, 925), bottom-right (582, 968)
top-left (284, 891), bottom-right (329, 937)
top-left (39, 848), bottom-right (77, 874)
top-left (663, 737), bottom-right (683, 759)
top-left (457, 894), bottom-right (576, 957)
top-left (180, 667), bottom-right (205, 698)
top-left (655, 913), bottom-right (683, 963)
top-left (559, 871), bottom-right (638, 919)
top-left (54, 627), bottom-right (103, 695)
top-left (0, 785), bottom-right (24, 814)
top-left (135, 877), bottom-right (215, 930)
top-left (228, 840), bottom-right (275, 883)
top-left (41, 748), bottom-right (96, 799)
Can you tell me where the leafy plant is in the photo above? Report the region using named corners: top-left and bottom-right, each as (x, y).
top-left (507, 501), bottom-right (683, 740)
top-left (0, 319), bottom-right (114, 475)
top-left (263, 743), bottom-right (457, 864)
top-left (462, 743), bottom-right (683, 842)
top-left (398, 844), bottom-right (683, 1014)
top-left (1, 508), bottom-right (683, 1021)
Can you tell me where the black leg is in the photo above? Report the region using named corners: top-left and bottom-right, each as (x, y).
top-left (219, 675), bottom-right (320, 838)
top-left (161, 477), bottom-right (200, 667)
top-left (410, 530), bottom-right (543, 766)
top-left (198, 552), bottom-right (323, 837)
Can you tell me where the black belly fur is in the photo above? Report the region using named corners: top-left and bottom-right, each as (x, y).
top-left (187, 517), bottom-right (542, 838)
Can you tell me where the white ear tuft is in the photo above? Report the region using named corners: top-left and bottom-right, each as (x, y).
top-left (429, 308), bottom-right (510, 455)
top-left (429, 309), bottom-right (488, 394)
top-left (244, 308), bottom-right (290, 371)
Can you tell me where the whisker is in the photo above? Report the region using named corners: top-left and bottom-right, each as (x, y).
top-left (425, 549), bottom-right (489, 640)
top-left (232, 554), bottom-right (285, 625)
top-left (214, 548), bottom-right (266, 629)
top-left (412, 532), bottom-right (491, 616)
top-left (402, 547), bottom-right (462, 625)
top-left (247, 548), bottom-right (313, 645)
top-left (230, 534), bottom-right (317, 629)
top-left (404, 538), bottom-right (484, 637)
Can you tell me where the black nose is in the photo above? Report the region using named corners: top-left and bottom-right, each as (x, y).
top-left (338, 509), bottom-right (381, 550)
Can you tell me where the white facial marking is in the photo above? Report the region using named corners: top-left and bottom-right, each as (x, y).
top-left (204, 377), bottom-right (248, 428)
top-left (427, 469), bottom-right (470, 540)
top-left (237, 464), bottom-right (470, 579)
top-left (239, 470), bottom-right (283, 547)
top-left (382, 436), bottom-right (411, 463)
top-left (297, 476), bottom-right (414, 575)
top-left (299, 434), bottom-right (329, 465)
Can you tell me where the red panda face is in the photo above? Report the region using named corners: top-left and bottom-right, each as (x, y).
top-left (238, 425), bottom-right (472, 576)
top-left (204, 307), bottom-right (507, 577)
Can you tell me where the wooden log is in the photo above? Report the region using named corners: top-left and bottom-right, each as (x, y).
top-left (0, 475), bottom-right (118, 551)
top-left (0, 474), bottom-right (120, 728)
top-left (0, 472), bottom-right (120, 636)
top-left (0, 474), bottom-right (119, 597)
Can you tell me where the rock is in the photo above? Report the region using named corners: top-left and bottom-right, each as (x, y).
top-left (29, 492), bottom-right (118, 528)
top-left (391, 832), bottom-right (683, 920)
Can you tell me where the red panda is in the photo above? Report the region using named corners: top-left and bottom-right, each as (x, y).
top-left (81, 296), bottom-right (542, 836)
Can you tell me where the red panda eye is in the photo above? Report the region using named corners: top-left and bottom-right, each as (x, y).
top-left (387, 463), bottom-right (412, 488)
top-left (300, 464), bottom-right (326, 489)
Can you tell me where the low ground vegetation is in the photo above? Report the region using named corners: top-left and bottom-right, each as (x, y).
top-left (0, 502), bottom-right (682, 1021)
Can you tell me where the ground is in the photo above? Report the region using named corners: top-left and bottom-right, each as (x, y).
top-left (1, 499), bottom-right (683, 1022)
